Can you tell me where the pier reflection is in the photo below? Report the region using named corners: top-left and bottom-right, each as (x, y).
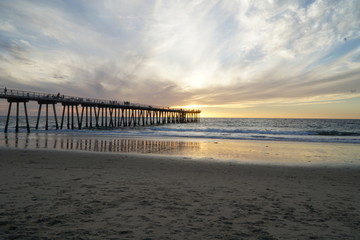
top-left (2, 133), bottom-right (200, 155)
top-left (3, 133), bottom-right (360, 166)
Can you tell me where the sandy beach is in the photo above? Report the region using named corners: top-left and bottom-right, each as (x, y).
top-left (0, 148), bottom-right (359, 239)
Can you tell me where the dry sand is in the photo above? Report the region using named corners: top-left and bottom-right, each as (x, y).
top-left (0, 148), bottom-right (359, 239)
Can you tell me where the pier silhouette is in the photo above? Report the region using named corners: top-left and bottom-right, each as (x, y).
top-left (0, 88), bottom-right (200, 133)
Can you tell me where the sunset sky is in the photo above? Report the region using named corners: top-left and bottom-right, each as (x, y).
top-left (0, 0), bottom-right (359, 118)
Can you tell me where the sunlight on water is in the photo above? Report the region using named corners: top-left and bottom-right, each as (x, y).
top-left (1, 116), bottom-right (360, 166)
top-left (1, 132), bottom-right (359, 167)
top-left (1, 117), bottom-right (360, 143)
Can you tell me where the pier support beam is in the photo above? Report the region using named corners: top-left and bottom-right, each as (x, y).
top-left (4, 102), bottom-right (12, 133)
top-left (60, 103), bottom-right (80, 130)
top-left (53, 104), bottom-right (59, 129)
top-left (35, 104), bottom-right (42, 130)
top-left (4, 98), bottom-right (30, 133)
top-left (36, 100), bottom-right (58, 130)
top-left (23, 101), bottom-right (30, 132)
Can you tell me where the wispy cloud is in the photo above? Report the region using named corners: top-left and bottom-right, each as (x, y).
top-left (0, 0), bottom-right (359, 117)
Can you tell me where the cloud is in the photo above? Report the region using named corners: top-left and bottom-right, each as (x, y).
top-left (0, 21), bottom-right (16, 32)
top-left (0, 0), bottom-right (359, 114)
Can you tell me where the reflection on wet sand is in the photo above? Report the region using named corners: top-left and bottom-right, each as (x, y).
top-left (2, 133), bottom-right (360, 166)
top-left (2, 133), bottom-right (200, 155)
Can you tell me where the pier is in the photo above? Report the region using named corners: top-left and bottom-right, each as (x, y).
top-left (0, 88), bottom-right (201, 133)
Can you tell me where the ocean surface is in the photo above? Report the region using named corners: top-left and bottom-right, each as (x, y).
top-left (1, 116), bottom-right (360, 166)
top-left (1, 117), bottom-right (359, 144)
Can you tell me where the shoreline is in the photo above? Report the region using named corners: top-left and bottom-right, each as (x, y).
top-left (1, 148), bottom-right (359, 239)
top-left (1, 132), bottom-right (360, 167)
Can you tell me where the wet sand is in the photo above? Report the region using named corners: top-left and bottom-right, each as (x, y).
top-left (0, 148), bottom-right (359, 239)
top-left (2, 133), bottom-right (360, 167)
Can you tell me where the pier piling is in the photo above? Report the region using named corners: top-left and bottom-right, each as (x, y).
top-left (4, 98), bottom-right (30, 133)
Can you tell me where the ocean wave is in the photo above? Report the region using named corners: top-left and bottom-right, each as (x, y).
top-left (146, 131), bottom-right (360, 144)
top-left (314, 130), bottom-right (360, 136)
top-left (150, 127), bottom-right (360, 137)
top-left (1, 118), bottom-right (360, 144)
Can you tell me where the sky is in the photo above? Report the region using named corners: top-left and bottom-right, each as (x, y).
top-left (0, 0), bottom-right (359, 118)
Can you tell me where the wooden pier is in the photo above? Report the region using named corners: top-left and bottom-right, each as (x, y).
top-left (0, 88), bottom-right (201, 133)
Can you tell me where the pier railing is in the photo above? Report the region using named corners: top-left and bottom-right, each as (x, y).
top-left (0, 87), bottom-right (199, 112)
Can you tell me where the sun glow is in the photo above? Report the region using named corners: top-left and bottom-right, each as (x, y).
top-left (173, 104), bottom-right (207, 110)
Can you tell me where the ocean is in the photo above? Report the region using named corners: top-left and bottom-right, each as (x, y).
top-left (1, 117), bottom-right (360, 166)
top-left (1, 117), bottom-right (359, 144)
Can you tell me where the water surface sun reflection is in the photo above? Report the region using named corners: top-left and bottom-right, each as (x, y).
top-left (1, 133), bottom-right (359, 167)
